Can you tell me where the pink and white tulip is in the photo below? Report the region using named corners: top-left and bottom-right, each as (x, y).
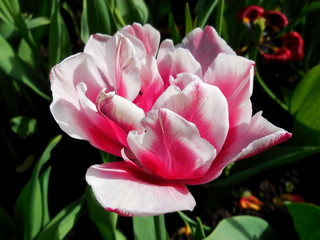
top-left (50, 23), bottom-right (291, 217)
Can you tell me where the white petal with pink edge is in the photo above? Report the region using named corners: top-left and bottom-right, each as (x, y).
top-left (127, 109), bottom-right (216, 180)
top-left (97, 90), bottom-right (145, 134)
top-left (86, 161), bottom-right (196, 217)
top-left (204, 53), bottom-right (255, 144)
top-left (153, 80), bottom-right (229, 153)
top-left (120, 23), bottom-right (160, 57)
top-left (185, 111), bottom-right (291, 185)
top-left (180, 26), bottom-right (235, 73)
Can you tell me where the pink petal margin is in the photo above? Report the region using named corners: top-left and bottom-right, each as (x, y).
top-left (185, 112), bottom-right (292, 185)
top-left (86, 161), bottom-right (196, 217)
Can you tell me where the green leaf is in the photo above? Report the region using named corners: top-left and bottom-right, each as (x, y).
top-left (0, 205), bottom-right (15, 240)
top-left (286, 202), bottom-right (320, 240)
top-left (100, 150), bottom-right (118, 163)
top-left (48, 0), bottom-right (71, 67)
top-left (86, 0), bottom-right (117, 35)
top-left (168, 7), bottom-right (181, 44)
top-left (81, 0), bottom-right (89, 43)
top-left (185, 2), bottom-right (193, 36)
top-left (10, 116), bottom-right (37, 139)
top-left (215, 0), bottom-right (225, 36)
top-left (36, 196), bottom-right (86, 240)
top-left (26, 17), bottom-right (50, 29)
top-left (14, 135), bottom-right (62, 240)
top-left (178, 211), bottom-right (211, 236)
top-left (197, 0), bottom-right (219, 29)
top-left (194, 217), bottom-right (206, 240)
top-left (115, 0), bottom-right (149, 24)
top-left (86, 187), bottom-right (126, 240)
top-left (133, 216), bottom-right (156, 240)
top-left (154, 215), bottom-right (167, 240)
top-left (205, 215), bottom-right (276, 240)
top-left (39, 167), bottom-right (52, 227)
top-left (0, 35), bottom-right (50, 100)
top-left (290, 64), bottom-right (320, 145)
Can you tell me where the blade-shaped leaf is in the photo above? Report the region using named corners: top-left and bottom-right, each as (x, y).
top-left (133, 216), bottom-right (156, 240)
top-left (0, 205), bottom-right (15, 240)
top-left (86, 187), bottom-right (126, 240)
top-left (185, 2), bottom-right (193, 36)
top-left (36, 196), bottom-right (86, 240)
top-left (10, 116), bottom-right (37, 139)
top-left (286, 202), bottom-right (320, 240)
top-left (39, 167), bottom-right (52, 227)
top-left (290, 64), bottom-right (320, 145)
top-left (0, 35), bottom-right (50, 100)
top-left (205, 215), bottom-right (276, 240)
top-left (115, 0), bottom-right (149, 25)
top-left (14, 135), bottom-right (62, 240)
top-left (48, 0), bottom-right (71, 67)
top-left (197, 0), bottom-right (219, 28)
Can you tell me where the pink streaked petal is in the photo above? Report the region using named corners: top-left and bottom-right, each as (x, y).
top-left (204, 53), bottom-right (255, 143)
top-left (171, 73), bottom-right (202, 91)
top-left (180, 26), bottom-right (235, 74)
top-left (185, 112), bottom-right (291, 185)
top-left (86, 161), bottom-right (196, 217)
top-left (153, 80), bottom-right (229, 153)
top-left (114, 35), bottom-right (141, 101)
top-left (83, 34), bottom-right (115, 90)
top-left (158, 48), bottom-right (202, 89)
top-left (50, 53), bottom-right (106, 104)
top-left (157, 39), bottom-right (175, 62)
top-left (120, 23), bottom-right (160, 57)
top-left (128, 109), bottom-right (216, 180)
top-left (97, 91), bottom-right (145, 133)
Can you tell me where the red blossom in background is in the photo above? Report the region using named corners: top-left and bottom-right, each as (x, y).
top-left (237, 5), bottom-right (303, 62)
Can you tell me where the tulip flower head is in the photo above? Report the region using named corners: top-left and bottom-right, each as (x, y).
top-left (50, 23), bottom-right (291, 216)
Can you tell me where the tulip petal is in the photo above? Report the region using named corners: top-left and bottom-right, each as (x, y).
top-left (153, 80), bottom-right (229, 152)
top-left (85, 33), bottom-right (141, 101)
top-left (158, 47), bottom-right (202, 89)
top-left (86, 161), bottom-right (196, 217)
top-left (134, 55), bottom-right (164, 112)
top-left (204, 53), bottom-right (255, 143)
top-left (120, 23), bottom-right (160, 57)
top-left (180, 26), bottom-right (235, 73)
top-left (127, 109), bottom-right (216, 180)
top-left (185, 112), bottom-right (291, 185)
top-left (97, 91), bottom-right (145, 133)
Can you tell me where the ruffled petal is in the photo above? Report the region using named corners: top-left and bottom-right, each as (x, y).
top-left (120, 23), bottom-right (160, 57)
top-left (83, 34), bottom-right (114, 89)
top-left (180, 26), bottom-right (235, 74)
top-left (50, 53), bottom-right (127, 155)
top-left (127, 109), bottom-right (216, 180)
top-left (157, 47), bottom-right (202, 89)
top-left (204, 53), bottom-right (255, 143)
top-left (134, 55), bottom-right (164, 112)
top-left (97, 91), bottom-right (145, 133)
top-left (185, 112), bottom-right (291, 185)
top-left (153, 80), bottom-right (229, 152)
top-left (86, 161), bottom-right (196, 217)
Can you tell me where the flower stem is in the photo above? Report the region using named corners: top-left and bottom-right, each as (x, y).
top-left (154, 215), bottom-right (167, 240)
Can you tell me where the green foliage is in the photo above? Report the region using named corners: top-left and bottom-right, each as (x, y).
top-left (10, 116), bottom-right (37, 139)
top-left (14, 135), bottom-right (61, 240)
top-left (286, 202), bottom-right (320, 240)
top-left (205, 216), bottom-right (276, 240)
top-left (86, 187), bottom-right (126, 240)
top-left (290, 64), bottom-right (320, 145)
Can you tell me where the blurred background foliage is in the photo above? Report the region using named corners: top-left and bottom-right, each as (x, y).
top-left (1, 0), bottom-right (320, 239)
